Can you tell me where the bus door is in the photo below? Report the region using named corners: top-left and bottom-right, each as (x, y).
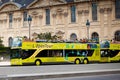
top-left (100, 49), bottom-right (110, 62)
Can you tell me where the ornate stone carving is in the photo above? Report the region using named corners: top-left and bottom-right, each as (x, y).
top-left (0, 19), bottom-right (7, 22)
top-left (84, 10), bottom-right (89, 14)
top-left (78, 10), bottom-right (83, 14)
top-left (107, 8), bottom-right (112, 13)
top-left (56, 8), bottom-right (63, 12)
top-left (52, 13), bottom-right (56, 18)
top-left (64, 12), bottom-right (68, 17)
top-left (78, 10), bottom-right (89, 15)
top-left (99, 8), bottom-right (112, 14)
top-left (58, 12), bottom-right (63, 16)
top-left (31, 11), bottom-right (38, 15)
top-left (1, 4), bottom-right (18, 12)
top-left (99, 8), bottom-right (104, 13)
top-left (39, 15), bottom-right (43, 19)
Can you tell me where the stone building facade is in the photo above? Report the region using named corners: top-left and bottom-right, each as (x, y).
top-left (0, 0), bottom-right (120, 46)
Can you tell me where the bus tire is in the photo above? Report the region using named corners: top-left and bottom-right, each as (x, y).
top-left (35, 59), bottom-right (42, 66)
top-left (83, 58), bottom-right (89, 64)
top-left (74, 58), bottom-right (81, 64)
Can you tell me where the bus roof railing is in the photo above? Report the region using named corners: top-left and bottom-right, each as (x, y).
top-left (35, 39), bottom-right (99, 44)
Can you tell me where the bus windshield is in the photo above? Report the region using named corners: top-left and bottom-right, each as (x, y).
top-left (10, 49), bottom-right (21, 59)
top-left (10, 49), bottom-right (36, 59)
top-left (110, 50), bottom-right (120, 58)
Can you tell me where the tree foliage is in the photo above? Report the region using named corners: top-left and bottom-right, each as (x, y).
top-left (0, 37), bottom-right (4, 47)
top-left (0, 37), bottom-right (8, 53)
top-left (37, 32), bottom-right (57, 41)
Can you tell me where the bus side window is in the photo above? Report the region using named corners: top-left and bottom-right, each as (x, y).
top-left (55, 50), bottom-right (63, 57)
top-left (82, 50), bottom-right (87, 57)
top-left (110, 50), bottom-right (119, 58)
top-left (101, 50), bottom-right (110, 57)
top-left (77, 51), bottom-right (80, 56)
top-left (87, 50), bottom-right (94, 56)
top-left (101, 51), bottom-right (104, 57)
top-left (36, 50), bottom-right (48, 57)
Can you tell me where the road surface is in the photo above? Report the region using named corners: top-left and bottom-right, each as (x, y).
top-left (38, 74), bottom-right (120, 80)
top-left (0, 63), bottom-right (120, 80)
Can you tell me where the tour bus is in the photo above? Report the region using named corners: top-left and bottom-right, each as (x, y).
top-left (100, 43), bottom-right (120, 62)
top-left (10, 40), bottom-right (120, 66)
top-left (10, 41), bottom-right (100, 65)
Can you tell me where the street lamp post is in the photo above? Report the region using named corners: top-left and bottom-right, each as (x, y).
top-left (86, 19), bottom-right (90, 40)
top-left (28, 15), bottom-right (32, 40)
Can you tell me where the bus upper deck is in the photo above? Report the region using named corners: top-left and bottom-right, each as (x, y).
top-left (10, 39), bottom-right (120, 65)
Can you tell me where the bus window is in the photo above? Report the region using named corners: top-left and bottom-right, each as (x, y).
top-left (53, 50), bottom-right (63, 57)
top-left (110, 50), bottom-right (120, 58)
top-left (65, 50), bottom-right (77, 57)
top-left (36, 50), bottom-right (63, 57)
top-left (49, 50), bottom-right (63, 57)
top-left (77, 50), bottom-right (81, 56)
top-left (87, 50), bottom-right (94, 56)
top-left (10, 49), bottom-right (21, 59)
top-left (36, 50), bottom-right (48, 57)
top-left (21, 50), bottom-right (35, 59)
top-left (100, 50), bottom-right (110, 57)
top-left (80, 50), bottom-right (87, 57)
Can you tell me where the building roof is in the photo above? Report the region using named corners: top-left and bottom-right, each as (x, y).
top-left (0, 0), bottom-right (91, 9)
top-left (0, 0), bottom-right (34, 8)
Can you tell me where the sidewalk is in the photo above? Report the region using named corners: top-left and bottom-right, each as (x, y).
top-left (0, 61), bottom-right (10, 66)
top-left (0, 55), bottom-right (10, 66)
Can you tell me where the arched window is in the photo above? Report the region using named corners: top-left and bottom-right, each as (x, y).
top-left (114, 31), bottom-right (120, 41)
top-left (91, 32), bottom-right (99, 42)
top-left (8, 37), bottom-right (13, 47)
top-left (70, 33), bottom-right (77, 41)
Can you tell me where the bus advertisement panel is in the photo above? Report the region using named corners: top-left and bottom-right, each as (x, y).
top-left (22, 42), bottom-right (87, 49)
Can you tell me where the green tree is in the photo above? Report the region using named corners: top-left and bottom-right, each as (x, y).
top-left (0, 37), bottom-right (4, 47)
top-left (0, 37), bottom-right (6, 53)
top-left (37, 32), bottom-right (58, 41)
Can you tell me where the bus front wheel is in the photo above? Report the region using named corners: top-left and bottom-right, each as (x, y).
top-left (35, 60), bottom-right (41, 66)
top-left (74, 59), bottom-right (81, 64)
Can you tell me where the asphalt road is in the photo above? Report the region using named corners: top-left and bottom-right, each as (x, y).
top-left (0, 63), bottom-right (120, 80)
top-left (39, 74), bottom-right (120, 80)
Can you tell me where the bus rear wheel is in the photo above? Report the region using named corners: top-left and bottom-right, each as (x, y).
top-left (74, 59), bottom-right (80, 64)
top-left (83, 59), bottom-right (89, 64)
top-left (35, 60), bottom-right (41, 66)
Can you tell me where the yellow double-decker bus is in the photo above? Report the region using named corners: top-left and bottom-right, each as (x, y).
top-left (10, 40), bottom-right (120, 66)
top-left (100, 43), bottom-right (120, 62)
top-left (10, 41), bottom-right (101, 65)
